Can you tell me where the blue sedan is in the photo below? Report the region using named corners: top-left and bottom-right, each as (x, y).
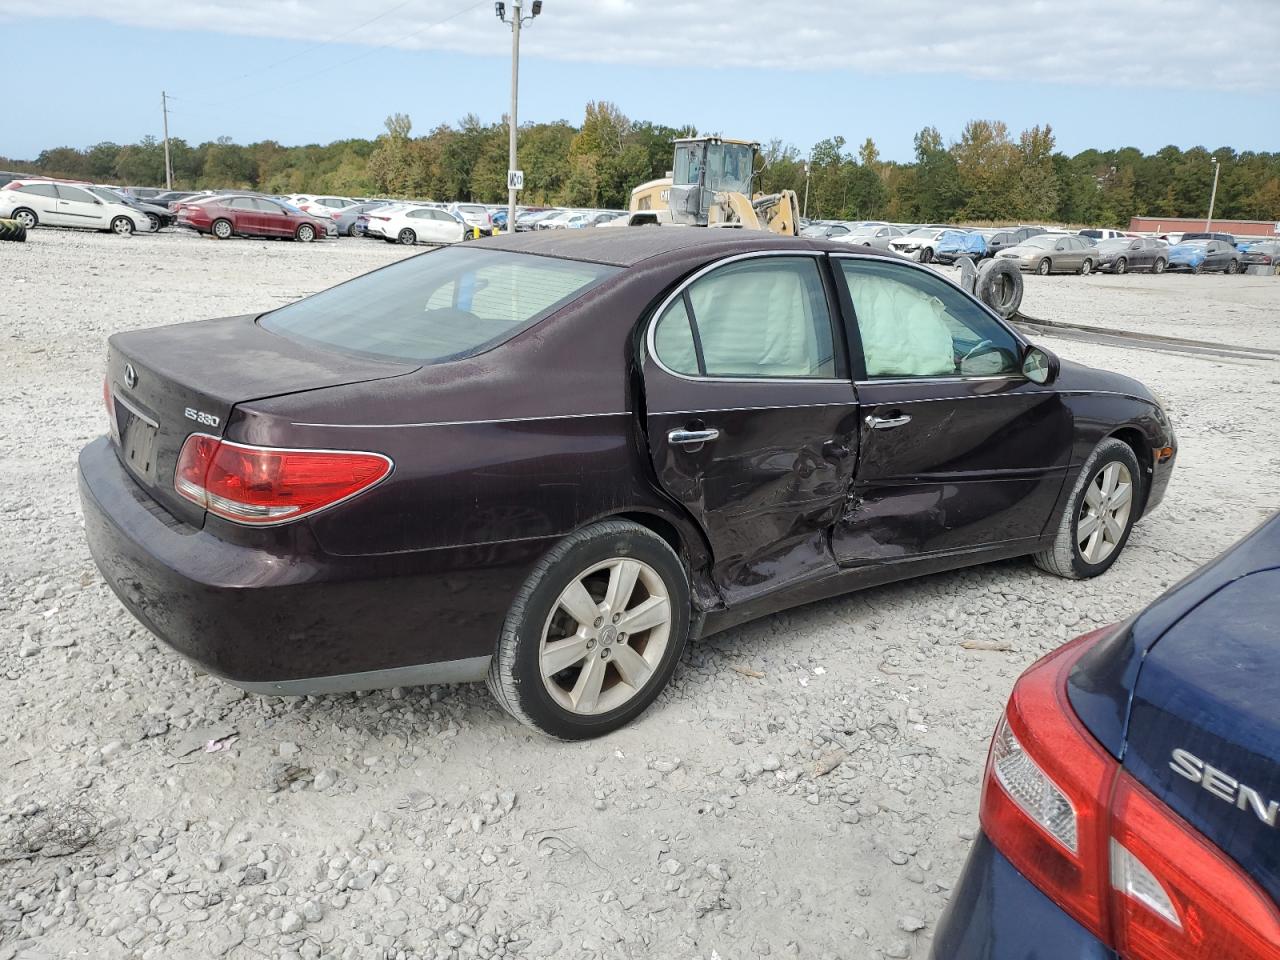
top-left (931, 512), bottom-right (1280, 960)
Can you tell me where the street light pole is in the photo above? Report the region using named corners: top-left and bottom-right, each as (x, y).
top-left (161, 91), bottom-right (173, 190)
top-left (1206, 157), bottom-right (1220, 231)
top-left (497, 1), bottom-right (541, 234)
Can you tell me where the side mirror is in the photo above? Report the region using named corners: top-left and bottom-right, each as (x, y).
top-left (1022, 344), bottom-right (1060, 385)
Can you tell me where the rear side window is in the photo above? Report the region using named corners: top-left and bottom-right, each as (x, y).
top-left (56, 185), bottom-right (96, 203)
top-left (261, 247), bottom-right (619, 363)
top-left (22, 183), bottom-right (60, 198)
top-left (652, 257), bottom-right (837, 379)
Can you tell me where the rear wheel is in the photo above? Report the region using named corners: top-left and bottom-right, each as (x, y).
top-left (295, 223), bottom-right (316, 242)
top-left (1113, 257), bottom-right (1127, 275)
top-left (487, 520), bottom-right (691, 739)
top-left (1034, 438), bottom-right (1142, 579)
top-left (211, 219), bottom-right (233, 240)
top-left (1037, 258), bottom-right (1052, 276)
top-left (1079, 258), bottom-right (1093, 276)
top-left (12, 208), bottom-right (37, 229)
top-left (397, 228), bottom-right (417, 245)
top-left (111, 216), bottom-right (134, 236)
top-left (1153, 258), bottom-right (1166, 274)
top-left (347, 222), bottom-right (361, 237)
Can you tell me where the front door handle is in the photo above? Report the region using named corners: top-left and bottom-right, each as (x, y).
top-left (668, 427), bottom-right (720, 447)
top-left (865, 413), bottom-right (912, 430)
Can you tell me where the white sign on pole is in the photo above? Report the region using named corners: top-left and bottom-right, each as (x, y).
top-left (508, 169), bottom-right (525, 191)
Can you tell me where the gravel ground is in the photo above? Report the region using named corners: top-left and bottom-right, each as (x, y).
top-left (2, 229), bottom-right (1277, 960)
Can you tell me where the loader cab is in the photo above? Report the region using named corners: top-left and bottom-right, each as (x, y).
top-left (668, 137), bottom-right (758, 226)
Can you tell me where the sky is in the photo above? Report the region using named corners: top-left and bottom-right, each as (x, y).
top-left (2, 0), bottom-right (1278, 162)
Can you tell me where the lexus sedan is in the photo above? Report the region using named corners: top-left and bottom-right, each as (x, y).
top-left (999, 233), bottom-right (1098, 275)
top-left (931, 513), bottom-right (1279, 960)
top-left (1094, 237), bottom-right (1169, 274)
top-left (79, 231), bottom-right (1176, 739)
top-left (176, 195), bottom-right (330, 242)
top-left (1168, 239), bottom-right (1240, 274)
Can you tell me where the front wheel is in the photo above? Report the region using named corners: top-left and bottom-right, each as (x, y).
top-left (1113, 257), bottom-right (1127, 275)
top-left (295, 223), bottom-right (316, 242)
top-left (1153, 258), bottom-right (1166, 274)
top-left (1225, 259), bottom-right (1238, 275)
top-left (397, 228), bottom-right (417, 245)
top-left (111, 216), bottom-right (134, 236)
top-left (1034, 438), bottom-right (1142, 579)
top-left (487, 520), bottom-right (691, 739)
top-left (1037, 258), bottom-right (1052, 276)
top-left (1080, 258), bottom-right (1093, 276)
top-left (919, 246), bottom-right (933, 264)
top-left (146, 214), bottom-right (160, 232)
top-left (1193, 262), bottom-right (1204, 275)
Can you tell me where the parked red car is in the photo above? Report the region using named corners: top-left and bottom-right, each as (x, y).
top-left (176, 195), bottom-right (329, 242)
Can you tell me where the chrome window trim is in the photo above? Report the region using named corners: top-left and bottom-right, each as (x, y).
top-left (644, 249), bottom-right (850, 386)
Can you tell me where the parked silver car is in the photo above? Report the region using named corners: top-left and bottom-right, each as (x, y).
top-left (998, 234), bottom-right (1098, 275)
top-left (829, 224), bottom-right (906, 250)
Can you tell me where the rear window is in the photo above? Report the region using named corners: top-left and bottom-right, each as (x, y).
top-left (260, 247), bottom-right (620, 363)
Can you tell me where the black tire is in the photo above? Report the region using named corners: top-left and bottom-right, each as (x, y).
top-left (1037, 258), bottom-right (1052, 276)
top-left (1225, 259), bottom-right (1238, 275)
top-left (347, 223), bottom-right (361, 237)
top-left (146, 214), bottom-right (160, 232)
top-left (397, 228), bottom-right (417, 245)
top-left (0, 218), bottom-right (27, 242)
top-left (1114, 257), bottom-right (1127, 275)
top-left (11, 208), bottom-right (37, 229)
top-left (486, 520), bottom-right (692, 739)
top-left (296, 223), bottom-right (316, 242)
top-left (975, 258), bottom-right (1024, 319)
top-left (1080, 258), bottom-right (1093, 276)
top-left (1192, 262), bottom-right (1204, 275)
top-left (212, 219), bottom-right (233, 240)
top-left (1034, 438), bottom-right (1142, 580)
top-left (1153, 258), bottom-right (1166, 275)
top-left (110, 216), bottom-right (134, 236)
top-left (919, 246), bottom-right (933, 264)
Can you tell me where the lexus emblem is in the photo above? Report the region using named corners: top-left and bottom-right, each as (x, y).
top-left (124, 363), bottom-right (138, 389)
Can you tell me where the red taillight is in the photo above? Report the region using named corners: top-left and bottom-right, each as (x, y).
top-left (174, 434), bottom-right (391, 525)
top-left (981, 627), bottom-right (1280, 960)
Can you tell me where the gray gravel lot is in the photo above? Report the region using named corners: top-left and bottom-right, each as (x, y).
top-left (1, 229), bottom-right (1277, 960)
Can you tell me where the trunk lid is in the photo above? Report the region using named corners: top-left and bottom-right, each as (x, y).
top-left (106, 314), bottom-right (416, 525)
top-left (1121, 569), bottom-right (1280, 904)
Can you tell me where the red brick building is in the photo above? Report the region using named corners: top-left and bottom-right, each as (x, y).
top-left (1128, 217), bottom-right (1279, 238)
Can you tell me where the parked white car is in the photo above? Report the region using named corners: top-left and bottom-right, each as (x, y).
top-left (1078, 228), bottom-right (1129, 242)
top-left (0, 179), bottom-right (153, 235)
top-left (286, 195), bottom-right (357, 219)
top-left (828, 224), bottom-right (906, 250)
top-left (378, 206), bottom-right (466, 245)
top-left (448, 202), bottom-right (493, 235)
top-left (888, 227), bottom-right (949, 262)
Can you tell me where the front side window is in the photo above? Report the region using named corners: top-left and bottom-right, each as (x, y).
top-left (837, 259), bottom-right (1021, 380)
top-left (261, 247), bottom-right (619, 364)
top-left (652, 257), bottom-right (837, 379)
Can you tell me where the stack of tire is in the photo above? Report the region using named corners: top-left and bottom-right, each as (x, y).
top-left (955, 255), bottom-right (1023, 319)
top-left (0, 218), bottom-right (26, 242)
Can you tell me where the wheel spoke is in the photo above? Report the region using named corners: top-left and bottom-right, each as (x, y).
top-left (603, 560), bottom-right (641, 615)
top-left (1103, 512), bottom-right (1125, 543)
top-left (617, 596), bottom-right (670, 634)
top-left (1110, 482), bottom-right (1132, 510)
top-left (1077, 513), bottom-right (1101, 542)
top-left (610, 645), bottom-right (652, 689)
top-left (1084, 526), bottom-right (1104, 563)
top-left (569, 654), bottom-right (606, 713)
top-left (1084, 482), bottom-right (1104, 509)
top-left (1101, 463), bottom-right (1119, 496)
top-left (557, 579), bottom-right (600, 627)
top-left (541, 634), bottom-right (592, 676)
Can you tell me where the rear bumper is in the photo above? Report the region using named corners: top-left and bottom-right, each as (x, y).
top-left (78, 437), bottom-right (549, 694)
top-left (929, 833), bottom-right (1117, 960)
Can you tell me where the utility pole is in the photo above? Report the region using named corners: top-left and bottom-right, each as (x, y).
top-left (802, 156), bottom-right (811, 219)
top-left (497, 2), bottom-right (541, 233)
top-left (161, 91), bottom-right (173, 190)
top-left (1205, 156), bottom-right (1220, 231)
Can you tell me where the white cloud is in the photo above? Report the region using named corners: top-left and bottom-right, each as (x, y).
top-left (7, 0), bottom-right (1279, 93)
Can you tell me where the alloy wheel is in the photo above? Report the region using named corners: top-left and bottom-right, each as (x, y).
top-left (14, 210), bottom-right (35, 228)
top-left (539, 558), bottom-right (672, 715)
top-left (1077, 462), bottom-right (1133, 565)
top-left (1115, 258), bottom-right (1127, 274)
top-left (112, 217), bottom-right (133, 236)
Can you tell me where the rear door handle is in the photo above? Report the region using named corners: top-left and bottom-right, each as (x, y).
top-left (865, 414), bottom-right (911, 430)
top-left (668, 427), bottom-right (720, 447)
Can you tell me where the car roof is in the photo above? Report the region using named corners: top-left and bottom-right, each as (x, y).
top-left (477, 227), bottom-right (889, 268)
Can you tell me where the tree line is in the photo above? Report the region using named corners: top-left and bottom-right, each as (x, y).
top-left (5, 102), bottom-right (1278, 226)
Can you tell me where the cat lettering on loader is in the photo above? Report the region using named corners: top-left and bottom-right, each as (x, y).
top-left (626, 136), bottom-right (799, 235)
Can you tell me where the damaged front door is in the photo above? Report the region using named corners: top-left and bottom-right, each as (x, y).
top-left (641, 253), bottom-right (860, 601)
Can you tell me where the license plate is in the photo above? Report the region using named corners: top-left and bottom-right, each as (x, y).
top-left (120, 410), bottom-right (159, 483)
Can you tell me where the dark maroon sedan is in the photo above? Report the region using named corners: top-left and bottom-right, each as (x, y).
top-left (176, 194), bottom-right (330, 242)
top-left (80, 230), bottom-right (1177, 738)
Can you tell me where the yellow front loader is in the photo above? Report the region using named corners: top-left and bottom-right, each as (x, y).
top-left (627, 136), bottom-right (799, 236)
